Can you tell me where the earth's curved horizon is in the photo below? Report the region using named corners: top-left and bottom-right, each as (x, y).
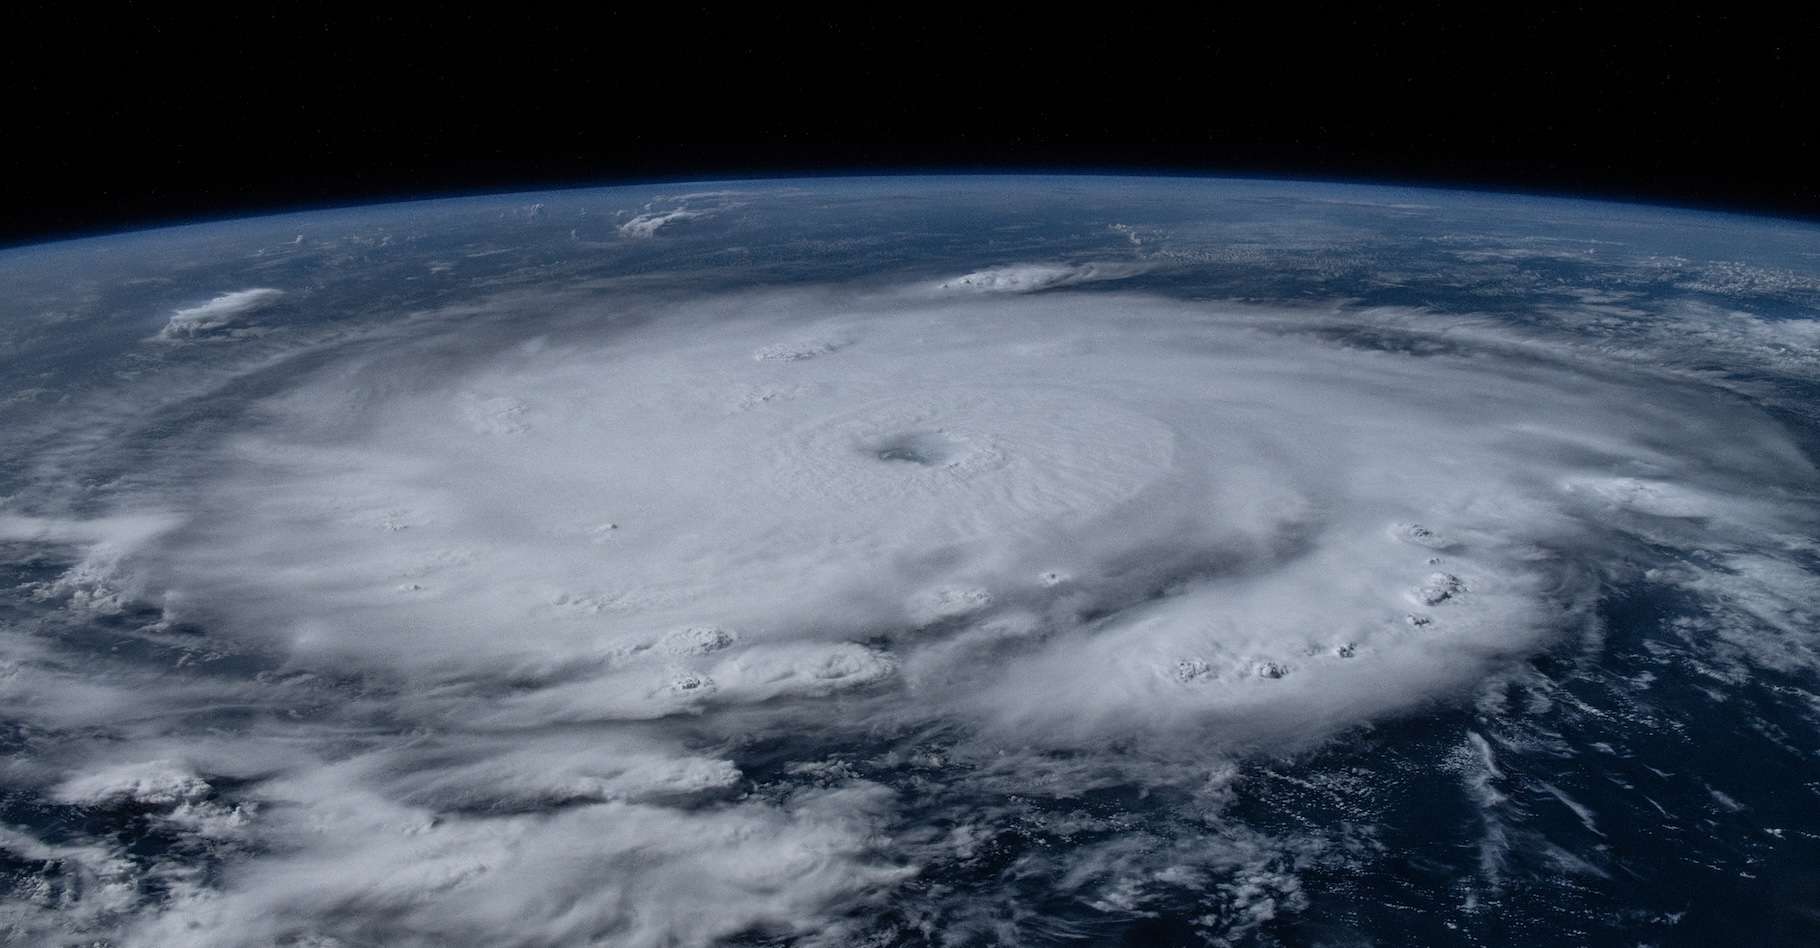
top-left (2, 176), bottom-right (1818, 946)
top-left (24, 173), bottom-right (1820, 257)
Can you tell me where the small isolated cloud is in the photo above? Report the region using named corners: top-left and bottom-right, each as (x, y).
top-left (930, 261), bottom-right (1151, 294)
top-left (618, 207), bottom-right (715, 239)
top-left (157, 288), bottom-right (284, 340)
top-left (616, 192), bottom-right (750, 239)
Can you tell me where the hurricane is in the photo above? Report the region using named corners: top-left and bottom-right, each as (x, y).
top-left (3, 178), bottom-right (1818, 945)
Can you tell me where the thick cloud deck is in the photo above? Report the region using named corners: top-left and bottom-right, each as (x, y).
top-left (125, 287), bottom-right (1812, 753)
top-left (4, 206), bottom-right (1818, 945)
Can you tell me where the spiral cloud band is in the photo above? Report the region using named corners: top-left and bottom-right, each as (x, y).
top-left (3, 182), bottom-right (1818, 945)
top-left (150, 287), bottom-right (1807, 742)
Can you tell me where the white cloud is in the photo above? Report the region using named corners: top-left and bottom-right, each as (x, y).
top-left (618, 207), bottom-right (715, 239)
top-left (53, 759), bottom-right (212, 806)
top-left (616, 193), bottom-right (747, 238)
top-left (156, 288), bottom-right (285, 339)
top-left (928, 260), bottom-right (1151, 293)
top-left (5, 273), bottom-right (1817, 943)
top-left (124, 776), bottom-right (911, 948)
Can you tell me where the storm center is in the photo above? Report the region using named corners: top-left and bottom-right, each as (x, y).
top-left (867, 430), bottom-right (960, 466)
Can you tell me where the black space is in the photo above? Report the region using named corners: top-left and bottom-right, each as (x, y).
top-left (6, 7), bottom-right (1818, 246)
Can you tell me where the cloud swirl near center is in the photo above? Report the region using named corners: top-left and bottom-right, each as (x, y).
top-left (9, 271), bottom-right (1817, 945)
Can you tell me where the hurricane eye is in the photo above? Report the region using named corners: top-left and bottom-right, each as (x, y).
top-left (867, 431), bottom-right (955, 466)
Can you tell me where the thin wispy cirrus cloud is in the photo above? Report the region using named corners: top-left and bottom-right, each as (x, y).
top-left (927, 260), bottom-right (1153, 294)
top-left (616, 191), bottom-right (749, 239)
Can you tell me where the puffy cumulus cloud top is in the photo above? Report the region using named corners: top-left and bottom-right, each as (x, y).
top-left (1, 179), bottom-right (1818, 946)
top-left (156, 288), bottom-right (285, 339)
